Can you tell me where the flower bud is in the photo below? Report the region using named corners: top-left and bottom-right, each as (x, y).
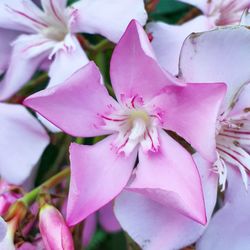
top-left (39, 204), bottom-right (74, 250)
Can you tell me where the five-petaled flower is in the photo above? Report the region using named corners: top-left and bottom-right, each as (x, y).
top-left (24, 20), bottom-right (226, 227)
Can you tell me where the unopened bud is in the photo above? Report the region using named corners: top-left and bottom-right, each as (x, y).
top-left (39, 204), bottom-right (74, 250)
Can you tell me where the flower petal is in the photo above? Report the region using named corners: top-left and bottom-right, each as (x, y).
top-left (82, 213), bottom-right (97, 247)
top-left (147, 16), bottom-right (209, 75)
top-left (0, 103), bottom-right (49, 184)
top-left (47, 37), bottom-right (89, 88)
top-left (0, 42), bottom-right (48, 101)
top-left (0, 0), bottom-right (46, 32)
top-left (72, 0), bottom-right (147, 42)
top-left (128, 130), bottom-right (206, 224)
top-left (146, 83), bottom-right (226, 162)
top-left (115, 154), bottom-right (217, 250)
top-left (179, 26), bottom-right (250, 110)
top-left (24, 62), bottom-right (118, 137)
top-left (110, 20), bottom-right (179, 104)
top-left (99, 202), bottom-right (121, 232)
top-left (197, 167), bottom-right (250, 250)
top-left (41, 0), bottom-right (67, 19)
top-left (0, 29), bottom-right (19, 74)
top-left (66, 136), bottom-right (137, 226)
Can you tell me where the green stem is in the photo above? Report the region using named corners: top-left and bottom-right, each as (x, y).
top-left (20, 167), bottom-right (70, 206)
top-left (90, 39), bottom-right (113, 53)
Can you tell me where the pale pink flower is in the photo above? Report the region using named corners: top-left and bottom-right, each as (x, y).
top-left (178, 25), bottom-right (250, 250)
top-left (0, 0), bottom-right (147, 100)
top-left (24, 20), bottom-right (226, 228)
top-left (147, 0), bottom-right (250, 74)
top-left (180, 26), bottom-right (250, 189)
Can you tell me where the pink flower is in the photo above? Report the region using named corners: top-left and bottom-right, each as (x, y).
top-left (147, 0), bottom-right (250, 74)
top-left (0, 0), bottom-right (147, 100)
top-left (0, 103), bottom-right (49, 185)
top-left (39, 204), bottom-right (74, 250)
top-left (24, 20), bottom-right (226, 227)
top-left (108, 25), bottom-right (250, 250)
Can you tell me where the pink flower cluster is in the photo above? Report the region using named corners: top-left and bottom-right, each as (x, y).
top-left (0, 0), bottom-right (250, 249)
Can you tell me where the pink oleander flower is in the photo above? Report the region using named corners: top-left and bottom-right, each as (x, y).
top-left (24, 20), bottom-right (226, 228)
top-left (147, 0), bottom-right (250, 74)
top-left (0, 103), bottom-right (49, 185)
top-left (0, 0), bottom-right (147, 100)
top-left (39, 204), bottom-right (74, 250)
top-left (113, 26), bottom-right (250, 250)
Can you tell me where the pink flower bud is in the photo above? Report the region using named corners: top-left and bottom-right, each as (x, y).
top-left (39, 204), bottom-right (74, 250)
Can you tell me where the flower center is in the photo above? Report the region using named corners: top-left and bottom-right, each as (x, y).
top-left (41, 19), bottom-right (69, 42)
top-left (100, 106), bottom-right (160, 156)
top-left (214, 115), bottom-right (250, 190)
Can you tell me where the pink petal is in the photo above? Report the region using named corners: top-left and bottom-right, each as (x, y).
top-left (66, 135), bottom-right (137, 226)
top-left (72, 0), bottom-right (147, 42)
top-left (99, 202), bottom-right (121, 232)
top-left (24, 62), bottom-right (119, 137)
top-left (0, 103), bottom-right (49, 185)
top-left (41, 0), bottom-right (67, 18)
top-left (115, 153), bottom-right (217, 250)
top-left (110, 20), bottom-right (178, 104)
top-left (128, 130), bottom-right (206, 224)
top-left (179, 26), bottom-right (250, 110)
top-left (197, 167), bottom-right (250, 250)
top-left (0, 42), bottom-right (47, 101)
top-left (147, 16), bottom-right (209, 75)
top-left (47, 37), bottom-right (89, 88)
top-left (146, 83), bottom-right (226, 162)
top-left (82, 213), bottom-right (97, 247)
top-left (0, 0), bottom-right (45, 32)
top-left (0, 29), bottom-right (19, 74)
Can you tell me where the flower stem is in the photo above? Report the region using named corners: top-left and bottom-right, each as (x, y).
top-left (20, 167), bottom-right (70, 206)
